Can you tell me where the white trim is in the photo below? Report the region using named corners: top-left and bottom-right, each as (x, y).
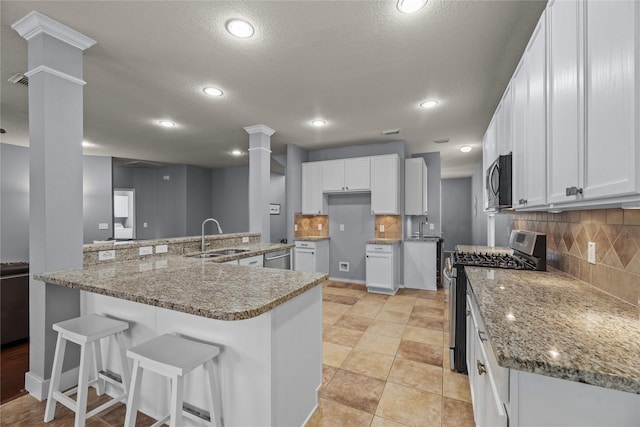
top-left (25, 367), bottom-right (80, 401)
top-left (301, 385), bottom-right (321, 426)
top-left (247, 147), bottom-right (272, 153)
top-left (328, 276), bottom-right (366, 285)
top-left (11, 11), bottom-right (96, 51)
top-left (244, 124), bottom-right (276, 136)
top-left (25, 65), bottom-right (87, 86)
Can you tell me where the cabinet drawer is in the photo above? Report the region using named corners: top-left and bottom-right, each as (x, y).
top-left (366, 244), bottom-right (392, 253)
top-left (295, 241), bottom-right (317, 249)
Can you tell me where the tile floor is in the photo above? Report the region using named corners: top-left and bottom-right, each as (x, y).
top-left (0, 280), bottom-right (474, 427)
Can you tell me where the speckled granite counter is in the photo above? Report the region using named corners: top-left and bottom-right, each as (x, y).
top-left (36, 253), bottom-right (327, 321)
top-left (457, 245), bottom-right (512, 254)
top-left (465, 266), bottom-right (640, 394)
top-left (186, 242), bottom-right (294, 263)
top-left (367, 238), bottom-right (402, 244)
top-left (294, 236), bottom-right (330, 241)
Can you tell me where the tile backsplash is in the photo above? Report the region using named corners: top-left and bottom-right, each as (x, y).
top-left (375, 215), bottom-right (402, 239)
top-left (512, 209), bottom-right (640, 306)
top-left (294, 213), bottom-right (329, 238)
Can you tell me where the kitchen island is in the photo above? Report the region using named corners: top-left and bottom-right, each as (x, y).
top-left (36, 254), bottom-right (327, 427)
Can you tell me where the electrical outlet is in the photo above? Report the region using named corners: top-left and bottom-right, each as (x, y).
top-left (588, 242), bottom-right (596, 264)
top-left (318, 224), bottom-right (323, 231)
top-left (155, 259), bottom-right (168, 269)
top-left (163, 175), bottom-right (170, 181)
top-left (340, 224), bottom-right (345, 231)
top-left (242, 236), bottom-right (249, 243)
top-left (155, 244), bottom-right (168, 254)
top-left (339, 261), bottom-right (350, 272)
top-left (294, 224), bottom-right (298, 232)
top-left (98, 223), bottom-right (109, 230)
top-left (379, 224), bottom-right (385, 232)
top-left (98, 250), bottom-right (115, 261)
top-left (139, 246), bottom-right (153, 256)
top-left (143, 222), bottom-right (148, 228)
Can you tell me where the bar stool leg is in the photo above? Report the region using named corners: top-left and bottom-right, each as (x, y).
top-left (124, 359), bottom-right (143, 427)
top-left (116, 332), bottom-right (131, 392)
top-left (169, 374), bottom-right (184, 427)
top-left (204, 359), bottom-right (222, 427)
top-left (74, 342), bottom-right (93, 427)
top-left (44, 333), bottom-right (67, 422)
top-left (92, 339), bottom-right (105, 396)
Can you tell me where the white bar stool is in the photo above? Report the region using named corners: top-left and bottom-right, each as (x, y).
top-left (124, 333), bottom-right (222, 427)
top-left (44, 314), bottom-right (130, 427)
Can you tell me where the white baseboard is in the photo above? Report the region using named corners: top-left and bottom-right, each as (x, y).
top-left (25, 367), bottom-right (79, 401)
top-left (327, 276), bottom-right (366, 284)
top-left (301, 384), bottom-right (322, 426)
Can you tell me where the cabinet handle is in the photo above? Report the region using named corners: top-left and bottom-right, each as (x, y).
top-left (478, 330), bottom-right (487, 342)
top-left (342, 186), bottom-right (345, 190)
top-left (565, 186), bottom-right (583, 196)
top-left (477, 360), bottom-right (487, 376)
top-left (519, 198), bottom-right (527, 205)
top-left (345, 186), bottom-right (348, 190)
top-left (466, 309), bottom-right (471, 316)
top-left (249, 261), bottom-right (258, 265)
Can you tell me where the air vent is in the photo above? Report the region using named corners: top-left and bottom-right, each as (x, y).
top-left (381, 129), bottom-right (400, 135)
top-left (8, 73), bottom-right (28, 86)
top-left (434, 139), bottom-right (450, 144)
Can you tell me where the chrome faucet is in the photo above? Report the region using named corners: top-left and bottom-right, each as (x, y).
top-left (201, 218), bottom-right (223, 252)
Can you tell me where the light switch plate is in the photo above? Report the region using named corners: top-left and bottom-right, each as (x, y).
top-left (588, 242), bottom-right (596, 264)
top-left (139, 246), bottom-right (153, 256)
top-left (379, 224), bottom-right (385, 232)
top-left (98, 223), bottom-right (109, 230)
top-left (429, 223), bottom-right (435, 230)
top-left (340, 224), bottom-right (345, 231)
top-left (294, 224), bottom-right (298, 232)
top-left (155, 244), bottom-right (168, 254)
top-left (98, 250), bottom-right (115, 261)
top-left (317, 224), bottom-right (322, 231)
top-left (143, 222), bottom-right (148, 228)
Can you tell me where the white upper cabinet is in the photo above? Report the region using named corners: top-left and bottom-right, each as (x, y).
top-left (582, 0), bottom-right (639, 200)
top-left (512, 60), bottom-right (528, 209)
top-left (497, 84), bottom-right (513, 156)
top-left (483, 118), bottom-right (498, 211)
top-left (114, 195), bottom-right (129, 217)
top-left (301, 162), bottom-right (324, 214)
top-left (322, 157), bottom-right (370, 192)
top-left (371, 154), bottom-right (400, 214)
top-left (405, 158), bottom-right (428, 215)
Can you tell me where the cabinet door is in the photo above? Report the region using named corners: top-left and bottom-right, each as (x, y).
top-left (512, 59), bottom-right (528, 209)
top-left (114, 195), bottom-right (129, 217)
top-left (497, 84), bottom-right (513, 156)
top-left (466, 297), bottom-right (479, 425)
top-left (365, 253), bottom-right (393, 289)
top-left (238, 255), bottom-right (264, 268)
top-left (403, 242), bottom-right (436, 290)
top-left (404, 158), bottom-right (428, 215)
top-left (371, 155), bottom-right (399, 214)
top-left (344, 157), bottom-right (370, 191)
top-left (483, 119), bottom-right (497, 210)
top-left (547, 0), bottom-right (583, 204)
top-left (523, 12), bottom-right (547, 208)
top-left (584, 0), bottom-right (639, 199)
top-left (294, 248), bottom-right (316, 272)
top-left (302, 162), bottom-right (323, 214)
top-left (322, 160), bottom-right (345, 192)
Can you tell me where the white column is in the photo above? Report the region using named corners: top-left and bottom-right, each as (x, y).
top-left (12, 11), bottom-right (96, 399)
top-left (244, 125), bottom-right (275, 243)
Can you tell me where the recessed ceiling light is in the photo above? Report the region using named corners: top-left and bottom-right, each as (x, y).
top-left (231, 149), bottom-right (243, 156)
top-left (311, 119), bottom-right (326, 127)
top-left (460, 145), bottom-right (472, 153)
top-left (203, 87), bottom-right (223, 97)
top-left (158, 120), bottom-right (176, 128)
top-left (420, 99), bottom-right (439, 109)
top-left (226, 19), bottom-right (254, 38)
top-left (397, 0), bottom-right (428, 14)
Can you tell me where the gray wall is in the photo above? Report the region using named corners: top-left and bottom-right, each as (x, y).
top-left (1, 144), bottom-right (30, 262)
top-left (270, 173), bottom-right (287, 243)
top-left (328, 193), bottom-right (374, 282)
top-left (285, 144), bottom-right (309, 244)
top-left (211, 166), bottom-right (250, 234)
top-left (186, 165), bottom-right (213, 236)
top-left (471, 161), bottom-right (488, 245)
top-left (441, 178), bottom-right (472, 252)
top-left (410, 152), bottom-right (442, 237)
top-left (83, 156), bottom-right (113, 243)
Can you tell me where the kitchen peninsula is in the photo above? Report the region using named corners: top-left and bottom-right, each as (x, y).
top-left (36, 234), bottom-right (327, 427)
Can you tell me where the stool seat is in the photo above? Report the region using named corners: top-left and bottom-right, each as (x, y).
top-left (125, 334), bottom-right (222, 427)
top-left (45, 314), bottom-right (130, 427)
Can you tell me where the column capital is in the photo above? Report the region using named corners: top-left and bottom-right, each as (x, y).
top-left (12, 11), bottom-right (96, 50)
top-left (244, 124), bottom-right (276, 136)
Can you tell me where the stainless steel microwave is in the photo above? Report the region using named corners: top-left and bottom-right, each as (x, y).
top-left (486, 153), bottom-right (512, 210)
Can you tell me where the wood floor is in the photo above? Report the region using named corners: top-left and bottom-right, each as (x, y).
top-left (1, 340), bottom-right (29, 405)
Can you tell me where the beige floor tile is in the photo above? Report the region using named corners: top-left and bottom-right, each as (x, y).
top-left (414, 298), bottom-right (444, 309)
top-left (323, 287), bottom-right (366, 298)
top-left (321, 364), bottom-right (338, 392)
top-left (443, 347), bottom-right (451, 370)
top-left (335, 314), bottom-right (374, 332)
top-left (306, 398), bottom-right (374, 427)
top-left (387, 358), bottom-right (443, 395)
top-left (350, 300), bottom-right (385, 318)
top-left (370, 415), bottom-right (410, 427)
top-left (443, 368), bottom-right (472, 402)
top-left (341, 350), bottom-right (395, 381)
top-left (443, 331), bottom-right (450, 344)
top-left (415, 290), bottom-right (444, 301)
top-left (412, 305), bottom-right (444, 318)
top-left (366, 319), bottom-right (406, 338)
top-left (354, 332), bottom-right (401, 357)
top-left (407, 314), bottom-right (445, 331)
top-left (442, 397), bottom-right (475, 427)
top-left (376, 309), bottom-right (411, 324)
top-left (319, 369), bottom-right (385, 414)
top-left (402, 326), bottom-right (444, 346)
top-left (323, 325), bottom-right (364, 347)
top-left (322, 341), bottom-right (352, 367)
top-left (323, 301), bottom-right (351, 325)
top-left (396, 340), bottom-right (443, 367)
top-left (376, 382), bottom-right (442, 427)
top-left (323, 293), bottom-right (359, 305)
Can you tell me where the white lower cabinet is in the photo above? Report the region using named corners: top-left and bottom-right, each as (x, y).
top-left (238, 254), bottom-right (264, 268)
top-left (403, 241), bottom-right (437, 291)
top-left (365, 243), bottom-right (399, 295)
top-left (294, 240), bottom-right (329, 273)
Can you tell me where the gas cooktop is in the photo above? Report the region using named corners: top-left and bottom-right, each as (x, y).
top-left (453, 251), bottom-right (533, 270)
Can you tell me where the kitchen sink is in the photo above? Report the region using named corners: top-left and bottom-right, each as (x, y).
top-left (189, 248), bottom-right (250, 258)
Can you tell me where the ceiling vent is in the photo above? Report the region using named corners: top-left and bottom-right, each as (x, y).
top-left (8, 73), bottom-right (28, 86)
top-left (434, 139), bottom-right (450, 144)
top-left (381, 129), bottom-right (401, 135)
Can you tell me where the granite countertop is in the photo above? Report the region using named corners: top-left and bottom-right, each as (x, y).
top-left (185, 242), bottom-right (294, 263)
top-left (465, 266), bottom-right (640, 394)
top-left (36, 253), bottom-right (327, 321)
top-left (404, 236), bottom-right (442, 243)
top-left (367, 238), bottom-right (402, 244)
top-left (294, 236), bottom-right (330, 241)
top-left (85, 232), bottom-right (261, 252)
top-left (457, 244), bottom-right (512, 254)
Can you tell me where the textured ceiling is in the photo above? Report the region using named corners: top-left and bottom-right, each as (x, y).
top-left (0, 1), bottom-right (546, 178)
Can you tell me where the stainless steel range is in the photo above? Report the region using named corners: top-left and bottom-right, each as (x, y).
top-left (445, 230), bottom-right (546, 373)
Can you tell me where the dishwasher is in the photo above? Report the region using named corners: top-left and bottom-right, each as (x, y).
top-left (263, 249), bottom-right (291, 270)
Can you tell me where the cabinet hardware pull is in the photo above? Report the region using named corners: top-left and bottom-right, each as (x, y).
top-left (466, 309), bottom-right (471, 316)
top-left (478, 330), bottom-right (487, 342)
top-left (565, 186), bottom-right (583, 196)
top-left (477, 360), bottom-right (486, 375)
top-left (519, 198), bottom-right (527, 205)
